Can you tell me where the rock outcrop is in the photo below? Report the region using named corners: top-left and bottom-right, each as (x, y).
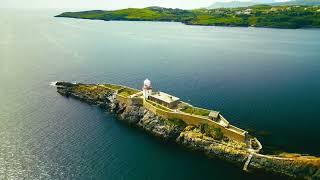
top-left (56, 82), bottom-right (320, 179)
top-left (177, 126), bottom-right (248, 164)
top-left (138, 110), bottom-right (186, 140)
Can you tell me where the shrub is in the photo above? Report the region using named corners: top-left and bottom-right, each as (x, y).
top-left (167, 118), bottom-right (187, 127)
top-left (214, 128), bottom-right (223, 141)
top-left (103, 84), bottom-right (124, 91)
top-left (199, 123), bottom-right (224, 141)
top-left (181, 106), bottom-right (210, 116)
top-left (118, 88), bottom-right (139, 97)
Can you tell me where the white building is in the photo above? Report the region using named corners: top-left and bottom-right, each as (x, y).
top-left (142, 79), bottom-right (180, 108)
top-left (243, 9), bottom-right (252, 15)
top-left (142, 79), bottom-right (152, 99)
top-left (148, 91), bottom-right (180, 109)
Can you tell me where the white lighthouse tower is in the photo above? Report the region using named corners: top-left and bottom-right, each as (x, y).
top-left (142, 79), bottom-right (152, 99)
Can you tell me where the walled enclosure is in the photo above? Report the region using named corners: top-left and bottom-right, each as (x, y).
top-left (113, 88), bottom-right (247, 143)
top-left (142, 99), bottom-right (247, 142)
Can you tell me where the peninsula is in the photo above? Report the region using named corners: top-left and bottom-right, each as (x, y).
top-left (55, 5), bottom-right (320, 29)
top-left (55, 80), bottom-right (320, 179)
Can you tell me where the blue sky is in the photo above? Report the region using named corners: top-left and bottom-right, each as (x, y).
top-left (2, 0), bottom-right (288, 10)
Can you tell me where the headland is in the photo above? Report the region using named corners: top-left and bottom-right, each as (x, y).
top-left (55, 80), bottom-right (320, 179)
top-left (55, 6), bottom-right (320, 29)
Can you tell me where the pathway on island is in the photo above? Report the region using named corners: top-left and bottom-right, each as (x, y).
top-left (243, 153), bottom-right (253, 171)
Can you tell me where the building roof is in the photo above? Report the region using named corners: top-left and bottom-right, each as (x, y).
top-left (209, 111), bottom-right (220, 119)
top-left (149, 91), bottom-right (180, 104)
top-left (144, 79), bottom-right (151, 86)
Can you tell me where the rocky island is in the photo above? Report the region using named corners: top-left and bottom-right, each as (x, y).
top-left (55, 80), bottom-right (320, 179)
top-left (55, 5), bottom-right (320, 29)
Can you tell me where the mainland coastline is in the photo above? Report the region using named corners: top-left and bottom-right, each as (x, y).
top-left (55, 81), bottom-right (320, 179)
top-left (55, 6), bottom-right (320, 29)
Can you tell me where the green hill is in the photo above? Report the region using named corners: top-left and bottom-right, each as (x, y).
top-left (56, 6), bottom-right (320, 29)
top-left (208, 0), bottom-right (320, 9)
top-left (208, 0), bottom-right (275, 9)
top-left (273, 0), bottom-right (320, 6)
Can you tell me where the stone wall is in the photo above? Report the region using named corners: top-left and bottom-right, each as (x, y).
top-left (116, 94), bottom-right (128, 104)
top-left (143, 100), bottom-right (247, 142)
top-left (219, 114), bottom-right (230, 127)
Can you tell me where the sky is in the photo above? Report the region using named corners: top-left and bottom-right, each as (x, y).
top-left (1, 0), bottom-right (215, 10)
top-left (1, 0), bottom-right (289, 10)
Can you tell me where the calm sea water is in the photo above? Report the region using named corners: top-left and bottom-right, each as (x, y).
top-left (1, 9), bottom-right (320, 179)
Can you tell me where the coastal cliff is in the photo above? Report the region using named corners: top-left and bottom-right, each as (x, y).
top-left (55, 82), bottom-right (320, 179)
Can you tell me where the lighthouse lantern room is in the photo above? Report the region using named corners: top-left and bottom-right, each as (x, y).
top-left (142, 79), bottom-right (152, 99)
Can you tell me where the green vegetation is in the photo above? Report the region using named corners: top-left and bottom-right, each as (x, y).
top-left (208, 0), bottom-right (320, 9)
top-left (166, 118), bottom-right (187, 127)
top-left (180, 105), bottom-right (210, 116)
top-left (71, 84), bottom-right (112, 101)
top-left (56, 6), bottom-right (320, 29)
top-left (272, 0), bottom-right (320, 6)
top-left (199, 123), bottom-right (224, 141)
top-left (73, 84), bottom-right (101, 94)
top-left (118, 88), bottom-right (139, 97)
top-left (102, 84), bottom-right (124, 91)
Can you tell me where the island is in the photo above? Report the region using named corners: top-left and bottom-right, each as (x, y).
top-left (55, 5), bottom-right (320, 29)
top-left (55, 79), bottom-right (320, 179)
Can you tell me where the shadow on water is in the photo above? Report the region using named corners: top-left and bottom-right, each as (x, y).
top-left (246, 128), bottom-right (293, 155)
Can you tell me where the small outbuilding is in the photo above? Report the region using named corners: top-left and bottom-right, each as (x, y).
top-left (148, 91), bottom-right (180, 109)
top-left (208, 111), bottom-right (220, 121)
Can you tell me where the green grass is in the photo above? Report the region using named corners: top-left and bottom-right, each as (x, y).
top-left (71, 84), bottom-right (112, 101)
top-left (102, 84), bottom-right (124, 91)
top-left (191, 14), bottom-right (247, 26)
top-left (166, 118), bottom-right (187, 128)
top-left (118, 88), bottom-right (139, 97)
top-left (114, 8), bottom-right (162, 20)
top-left (180, 105), bottom-right (210, 117)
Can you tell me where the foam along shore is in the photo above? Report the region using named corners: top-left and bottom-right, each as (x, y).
top-left (55, 81), bottom-right (320, 179)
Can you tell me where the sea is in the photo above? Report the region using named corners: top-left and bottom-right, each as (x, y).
top-left (1, 9), bottom-right (320, 179)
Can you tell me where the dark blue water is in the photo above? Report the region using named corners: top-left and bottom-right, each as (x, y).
top-left (1, 9), bottom-right (320, 179)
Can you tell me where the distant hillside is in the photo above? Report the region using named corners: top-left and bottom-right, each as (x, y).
top-left (208, 0), bottom-right (320, 9)
top-left (209, 0), bottom-right (275, 8)
top-left (209, 1), bottom-right (259, 8)
top-left (273, 0), bottom-right (320, 6)
top-left (56, 6), bottom-right (320, 29)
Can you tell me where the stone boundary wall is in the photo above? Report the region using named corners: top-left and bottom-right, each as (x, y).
top-left (143, 100), bottom-right (247, 142)
top-left (100, 83), bottom-right (135, 91)
top-left (98, 84), bottom-right (118, 92)
top-left (113, 89), bottom-right (247, 143)
top-left (110, 84), bottom-right (141, 105)
top-left (117, 86), bottom-right (140, 93)
top-left (116, 94), bottom-right (129, 104)
top-left (219, 114), bottom-right (230, 127)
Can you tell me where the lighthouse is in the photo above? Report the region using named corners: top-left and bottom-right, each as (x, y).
top-left (142, 79), bottom-right (152, 99)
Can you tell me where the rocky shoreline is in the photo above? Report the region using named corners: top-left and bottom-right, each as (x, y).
top-left (55, 82), bottom-right (320, 179)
